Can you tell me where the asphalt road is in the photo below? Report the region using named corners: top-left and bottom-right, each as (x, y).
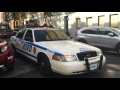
top-left (0, 38), bottom-right (120, 78)
top-left (0, 50), bottom-right (120, 78)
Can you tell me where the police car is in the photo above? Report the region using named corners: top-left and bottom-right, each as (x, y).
top-left (10, 24), bottom-right (106, 76)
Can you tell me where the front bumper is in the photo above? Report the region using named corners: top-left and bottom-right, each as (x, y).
top-left (0, 47), bottom-right (14, 71)
top-left (0, 65), bottom-right (7, 71)
top-left (52, 55), bottom-right (106, 75)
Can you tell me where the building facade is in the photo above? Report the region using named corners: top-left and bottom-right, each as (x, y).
top-left (48, 12), bottom-right (120, 38)
top-left (0, 12), bottom-right (44, 30)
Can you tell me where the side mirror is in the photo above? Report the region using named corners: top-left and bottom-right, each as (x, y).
top-left (108, 33), bottom-right (114, 36)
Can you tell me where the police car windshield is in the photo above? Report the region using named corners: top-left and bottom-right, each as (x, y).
top-left (34, 30), bottom-right (71, 42)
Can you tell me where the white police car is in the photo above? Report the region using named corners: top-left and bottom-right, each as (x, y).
top-left (10, 26), bottom-right (106, 76)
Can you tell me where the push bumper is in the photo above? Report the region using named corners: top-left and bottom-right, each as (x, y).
top-left (85, 55), bottom-right (104, 73)
top-left (52, 55), bottom-right (106, 75)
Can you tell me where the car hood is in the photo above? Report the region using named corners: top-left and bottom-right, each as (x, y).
top-left (35, 40), bottom-right (101, 55)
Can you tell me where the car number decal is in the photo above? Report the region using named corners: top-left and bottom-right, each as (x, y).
top-left (23, 43), bottom-right (32, 52)
top-left (79, 48), bottom-right (90, 52)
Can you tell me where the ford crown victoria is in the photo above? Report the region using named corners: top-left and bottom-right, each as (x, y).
top-left (10, 27), bottom-right (106, 76)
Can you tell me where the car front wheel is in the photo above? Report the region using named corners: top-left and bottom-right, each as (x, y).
top-left (37, 54), bottom-right (52, 76)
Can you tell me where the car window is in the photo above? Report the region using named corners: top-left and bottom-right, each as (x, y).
top-left (110, 28), bottom-right (120, 35)
top-left (16, 29), bottom-right (26, 39)
top-left (82, 28), bottom-right (97, 34)
top-left (98, 28), bottom-right (117, 36)
top-left (24, 30), bottom-right (33, 42)
top-left (34, 30), bottom-right (71, 42)
top-left (81, 30), bottom-right (87, 33)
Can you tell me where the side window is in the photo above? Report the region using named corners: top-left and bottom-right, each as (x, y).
top-left (83, 28), bottom-right (97, 34)
top-left (24, 30), bottom-right (33, 42)
top-left (98, 28), bottom-right (112, 35)
top-left (16, 29), bottom-right (26, 39)
top-left (81, 30), bottom-right (87, 33)
top-left (34, 30), bottom-right (47, 42)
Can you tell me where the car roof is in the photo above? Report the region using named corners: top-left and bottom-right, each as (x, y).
top-left (25, 27), bottom-right (58, 31)
top-left (79, 26), bottom-right (114, 30)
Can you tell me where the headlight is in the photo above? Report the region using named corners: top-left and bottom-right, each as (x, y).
top-left (52, 55), bottom-right (77, 62)
top-left (64, 55), bottom-right (77, 62)
top-left (0, 43), bottom-right (9, 53)
top-left (97, 50), bottom-right (102, 56)
top-left (1, 46), bottom-right (8, 52)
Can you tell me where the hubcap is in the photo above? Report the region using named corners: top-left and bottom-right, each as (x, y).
top-left (41, 62), bottom-right (44, 67)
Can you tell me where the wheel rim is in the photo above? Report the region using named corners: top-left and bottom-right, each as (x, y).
top-left (41, 62), bottom-right (45, 69)
top-left (39, 60), bottom-right (46, 71)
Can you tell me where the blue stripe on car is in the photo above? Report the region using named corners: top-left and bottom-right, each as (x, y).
top-left (17, 48), bottom-right (37, 59)
top-left (27, 42), bottom-right (63, 56)
top-left (15, 38), bottom-right (63, 56)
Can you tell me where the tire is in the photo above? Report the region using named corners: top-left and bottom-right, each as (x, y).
top-left (117, 45), bottom-right (120, 56)
top-left (37, 54), bottom-right (52, 76)
top-left (78, 39), bottom-right (87, 44)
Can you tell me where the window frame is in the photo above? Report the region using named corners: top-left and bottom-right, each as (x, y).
top-left (109, 14), bottom-right (119, 28)
top-left (76, 18), bottom-right (81, 29)
top-left (86, 17), bottom-right (92, 27)
top-left (24, 29), bottom-right (34, 42)
top-left (98, 15), bottom-right (105, 26)
top-left (16, 29), bottom-right (27, 39)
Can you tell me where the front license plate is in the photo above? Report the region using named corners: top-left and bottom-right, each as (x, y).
top-left (90, 63), bottom-right (98, 70)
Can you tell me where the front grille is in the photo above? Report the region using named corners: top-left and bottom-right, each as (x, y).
top-left (77, 51), bottom-right (97, 61)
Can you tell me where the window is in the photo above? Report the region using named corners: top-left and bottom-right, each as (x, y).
top-left (82, 28), bottom-right (97, 34)
top-left (110, 14), bottom-right (118, 28)
top-left (34, 30), bottom-right (70, 42)
top-left (86, 17), bottom-right (92, 27)
top-left (98, 15), bottom-right (105, 26)
top-left (76, 18), bottom-right (81, 29)
top-left (98, 28), bottom-right (112, 35)
top-left (81, 30), bottom-right (87, 33)
top-left (24, 30), bottom-right (33, 42)
top-left (16, 29), bottom-right (26, 39)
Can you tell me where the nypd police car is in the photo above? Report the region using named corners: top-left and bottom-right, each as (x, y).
top-left (10, 25), bottom-right (106, 76)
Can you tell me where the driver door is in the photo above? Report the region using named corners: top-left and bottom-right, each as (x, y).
top-left (22, 30), bottom-right (34, 57)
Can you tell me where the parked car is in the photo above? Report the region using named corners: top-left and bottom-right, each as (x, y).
top-left (0, 38), bottom-right (15, 72)
top-left (74, 26), bottom-right (120, 55)
top-left (12, 28), bottom-right (20, 36)
top-left (0, 30), bottom-right (13, 39)
top-left (10, 25), bottom-right (106, 76)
